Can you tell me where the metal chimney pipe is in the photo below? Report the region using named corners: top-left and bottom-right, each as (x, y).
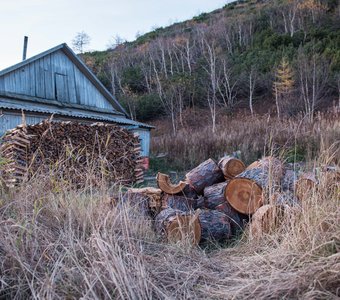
top-left (22, 36), bottom-right (28, 60)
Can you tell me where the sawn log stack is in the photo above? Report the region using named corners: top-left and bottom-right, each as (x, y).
top-left (126, 155), bottom-right (338, 245)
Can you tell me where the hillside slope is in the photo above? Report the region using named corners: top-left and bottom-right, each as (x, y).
top-left (83, 0), bottom-right (339, 129)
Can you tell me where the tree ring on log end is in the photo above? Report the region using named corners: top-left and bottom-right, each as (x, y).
top-left (225, 178), bottom-right (263, 215)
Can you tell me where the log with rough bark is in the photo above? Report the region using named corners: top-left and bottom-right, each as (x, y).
top-left (155, 208), bottom-right (201, 245)
top-left (225, 157), bottom-right (284, 215)
top-left (281, 169), bottom-right (299, 192)
top-left (249, 204), bottom-right (285, 239)
top-left (270, 191), bottom-right (299, 206)
top-left (198, 209), bottom-right (232, 242)
top-left (241, 156), bottom-right (285, 189)
top-left (185, 158), bottom-right (224, 195)
top-left (203, 182), bottom-right (228, 209)
top-left (218, 156), bottom-right (245, 179)
top-left (176, 184), bottom-right (199, 199)
top-left (156, 172), bottom-right (187, 194)
top-left (295, 172), bottom-right (318, 201)
top-left (161, 194), bottom-right (196, 212)
top-left (215, 202), bottom-right (244, 235)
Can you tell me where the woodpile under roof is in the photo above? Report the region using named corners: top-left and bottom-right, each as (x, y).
top-left (0, 120), bottom-right (143, 188)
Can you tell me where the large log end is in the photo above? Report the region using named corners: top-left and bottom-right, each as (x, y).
top-left (249, 204), bottom-right (285, 239)
top-left (225, 178), bottom-right (263, 215)
top-left (155, 208), bottom-right (201, 245)
top-left (218, 156), bottom-right (245, 179)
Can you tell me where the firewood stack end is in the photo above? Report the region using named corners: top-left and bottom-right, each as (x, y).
top-left (0, 120), bottom-right (143, 188)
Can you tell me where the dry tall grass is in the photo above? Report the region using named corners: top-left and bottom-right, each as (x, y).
top-left (151, 110), bottom-right (340, 170)
top-left (0, 110), bottom-right (339, 299)
top-left (0, 151), bottom-right (339, 299)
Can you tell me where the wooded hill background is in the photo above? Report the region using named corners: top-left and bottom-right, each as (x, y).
top-left (82, 0), bottom-right (339, 133)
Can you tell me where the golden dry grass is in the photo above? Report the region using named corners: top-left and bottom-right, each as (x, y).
top-left (151, 110), bottom-right (340, 170)
top-left (0, 111), bottom-right (339, 299)
top-left (0, 153), bottom-right (339, 299)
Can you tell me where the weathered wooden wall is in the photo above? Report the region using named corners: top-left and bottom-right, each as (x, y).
top-left (0, 50), bottom-right (115, 111)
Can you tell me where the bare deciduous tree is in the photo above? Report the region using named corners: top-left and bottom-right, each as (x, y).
top-left (248, 66), bottom-right (258, 116)
top-left (297, 47), bottom-right (330, 122)
top-left (72, 31), bottom-right (91, 54)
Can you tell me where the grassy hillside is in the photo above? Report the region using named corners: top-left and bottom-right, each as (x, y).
top-left (83, 0), bottom-right (340, 129)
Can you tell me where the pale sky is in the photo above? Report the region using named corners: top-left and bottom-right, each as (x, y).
top-left (0, 0), bottom-right (231, 70)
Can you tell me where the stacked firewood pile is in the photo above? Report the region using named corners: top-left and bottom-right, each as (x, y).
top-left (125, 156), bottom-right (339, 244)
top-left (0, 120), bottom-right (143, 188)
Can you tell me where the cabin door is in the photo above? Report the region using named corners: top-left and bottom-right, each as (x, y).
top-left (55, 73), bottom-right (69, 102)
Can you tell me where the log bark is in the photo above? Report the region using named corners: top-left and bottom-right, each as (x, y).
top-left (239, 156), bottom-right (285, 189)
top-left (281, 169), bottom-right (298, 192)
top-left (226, 157), bottom-right (285, 214)
top-left (185, 158), bottom-right (224, 195)
top-left (224, 178), bottom-right (263, 215)
top-left (176, 183), bottom-right (198, 199)
top-left (295, 172), bottom-right (318, 201)
top-left (198, 209), bottom-right (231, 242)
top-left (157, 172), bottom-right (187, 194)
top-left (215, 202), bottom-right (244, 235)
top-left (203, 182), bottom-right (228, 209)
top-left (270, 191), bottom-right (299, 206)
top-left (218, 156), bottom-right (245, 179)
top-left (161, 194), bottom-right (196, 212)
top-left (249, 204), bottom-right (285, 239)
top-left (155, 208), bottom-right (201, 245)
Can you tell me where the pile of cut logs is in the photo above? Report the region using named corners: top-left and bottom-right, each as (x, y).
top-left (124, 156), bottom-right (339, 244)
top-left (0, 120), bottom-right (143, 188)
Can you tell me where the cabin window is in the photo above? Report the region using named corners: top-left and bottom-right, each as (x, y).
top-left (55, 73), bottom-right (69, 102)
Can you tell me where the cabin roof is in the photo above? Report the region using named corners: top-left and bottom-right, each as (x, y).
top-left (0, 96), bottom-right (154, 129)
top-left (0, 43), bottom-right (153, 129)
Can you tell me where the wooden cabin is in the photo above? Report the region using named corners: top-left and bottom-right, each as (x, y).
top-left (0, 43), bottom-right (152, 160)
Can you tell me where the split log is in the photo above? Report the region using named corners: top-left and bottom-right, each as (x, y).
top-left (185, 158), bottom-right (224, 195)
top-left (224, 178), bottom-right (263, 215)
top-left (198, 210), bottom-right (231, 242)
top-left (128, 187), bottom-right (162, 214)
top-left (156, 172), bottom-right (187, 194)
top-left (249, 204), bottom-right (285, 239)
top-left (295, 172), bottom-right (318, 201)
top-left (215, 202), bottom-right (244, 235)
top-left (155, 208), bottom-right (201, 245)
top-left (218, 156), bottom-right (245, 179)
top-left (161, 194), bottom-right (196, 212)
top-left (203, 182), bottom-right (228, 209)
